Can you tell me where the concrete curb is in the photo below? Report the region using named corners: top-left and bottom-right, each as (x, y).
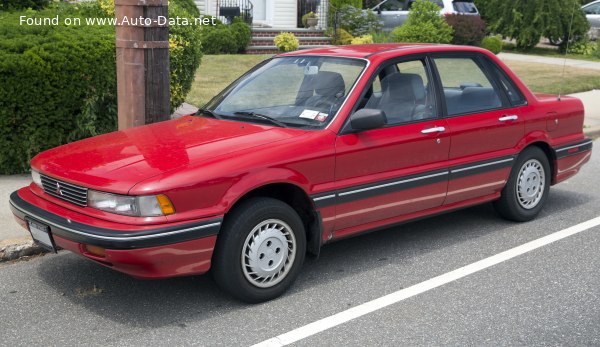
top-left (584, 126), bottom-right (600, 139)
top-left (0, 241), bottom-right (48, 263)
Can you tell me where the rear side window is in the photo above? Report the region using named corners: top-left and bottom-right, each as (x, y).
top-left (487, 61), bottom-right (527, 106)
top-left (453, 1), bottom-right (478, 14)
top-left (433, 57), bottom-right (503, 116)
top-left (380, 0), bottom-right (404, 11)
top-left (583, 3), bottom-right (600, 14)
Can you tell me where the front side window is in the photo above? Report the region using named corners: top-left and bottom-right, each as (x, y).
top-left (206, 57), bottom-right (366, 128)
top-left (433, 57), bottom-right (503, 116)
top-left (359, 58), bottom-right (437, 125)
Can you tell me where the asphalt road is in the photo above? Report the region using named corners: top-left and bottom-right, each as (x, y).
top-left (1, 143), bottom-right (598, 346)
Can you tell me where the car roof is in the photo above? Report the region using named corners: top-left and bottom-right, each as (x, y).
top-left (277, 43), bottom-right (491, 60)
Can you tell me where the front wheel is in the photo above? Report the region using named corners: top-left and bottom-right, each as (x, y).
top-left (494, 147), bottom-right (551, 222)
top-left (212, 197), bottom-right (306, 303)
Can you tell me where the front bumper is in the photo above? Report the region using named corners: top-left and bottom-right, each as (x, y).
top-left (9, 188), bottom-right (222, 278)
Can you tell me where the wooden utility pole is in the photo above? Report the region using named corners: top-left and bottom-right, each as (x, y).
top-left (115, 0), bottom-right (170, 130)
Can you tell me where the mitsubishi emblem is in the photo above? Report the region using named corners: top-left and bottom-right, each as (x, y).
top-left (55, 182), bottom-right (63, 196)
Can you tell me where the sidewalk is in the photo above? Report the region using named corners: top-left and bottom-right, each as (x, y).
top-left (498, 52), bottom-right (600, 71)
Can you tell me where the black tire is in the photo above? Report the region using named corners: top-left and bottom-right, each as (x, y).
top-left (212, 197), bottom-right (306, 303)
top-left (494, 147), bottom-right (551, 222)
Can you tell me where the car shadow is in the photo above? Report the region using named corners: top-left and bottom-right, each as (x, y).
top-left (36, 188), bottom-right (593, 329)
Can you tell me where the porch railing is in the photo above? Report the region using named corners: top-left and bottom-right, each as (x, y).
top-left (297, 0), bottom-right (329, 29)
top-left (216, 0), bottom-right (253, 25)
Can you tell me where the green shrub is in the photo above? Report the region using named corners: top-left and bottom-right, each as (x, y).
top-left (301, 11), bottom-right (318, 28)
top-left (175, 0), bottom-right (200, 18)
top-left (201, 26), bottom-right (238, 54)
top-left (480, 35), bottom-right (503, 54)
top-left (0, 0), bottom-right (49, 11)
top-left (390, 0), bottom-right (453, 43)
top-left (371, 31), bottom-right (391, 43)
top-left (351, 34), bottom-right (374, 44)
top-left (0, 1), bottom-right (202, 174)
top-left (231, 18), bottom-right (252, 53)
top-left (333, 28), bottom-right (354, 45)
top-left (329, 0), bottom-right (362, 27)
top-left (594, 40), bottom-right (600, 59)
top-left (567, 40), bottom-right (595, 55)
top-left (329, 0), bottom-right (361, 10)
top-left (200, 17), bottom-right (251, 54)
top-left (274, 32), bottom-right (300, 52)
top-left (445, 14), bottom-right (487, 46)
top-left (168, 0), bottom-right (203, 107)
top-left (336, 4), bottom-right (382, 36)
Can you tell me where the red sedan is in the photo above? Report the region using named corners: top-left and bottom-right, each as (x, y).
top-left (9, 44), bottom-right (592, 302)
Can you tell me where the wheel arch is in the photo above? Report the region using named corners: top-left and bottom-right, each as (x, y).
top-left (524, 141), bottom-right (557, 185)
top-left (225, 182), bottom-right (322, 256)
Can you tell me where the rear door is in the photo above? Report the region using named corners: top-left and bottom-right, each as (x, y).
top-left (430, 53), bottom-right (526, 205)
top-left (375, 0), bottom-right (409, 30)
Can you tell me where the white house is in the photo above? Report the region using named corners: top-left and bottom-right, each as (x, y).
top-left (195, 0), bottom-right (329, 29)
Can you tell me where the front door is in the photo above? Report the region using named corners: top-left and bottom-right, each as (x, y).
top-left (251, 0), bottom-right (266, 21)
top-left (332, 57), bottom-right (450, 237)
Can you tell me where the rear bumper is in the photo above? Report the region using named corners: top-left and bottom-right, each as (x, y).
top-left (552, 138), bottom-right (593, 184)
top-left (9, 188), bottom-right (222, 278)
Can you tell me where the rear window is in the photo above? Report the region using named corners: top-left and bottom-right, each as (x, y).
top-left (453, 1), bottom-right (478, 14)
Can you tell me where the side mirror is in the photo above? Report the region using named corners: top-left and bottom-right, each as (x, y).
top-left (350, 108), bottom-right (387, 132)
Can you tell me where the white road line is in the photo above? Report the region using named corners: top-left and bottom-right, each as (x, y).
top-left (252, 216), bottom-right (600, 347)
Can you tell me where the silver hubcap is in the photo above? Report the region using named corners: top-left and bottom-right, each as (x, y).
top-left (241, 219), bottom-right (296, 288)
top-left (516, 159), bottom-right (545, 209)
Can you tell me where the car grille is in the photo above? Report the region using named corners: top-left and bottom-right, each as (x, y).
top-left (41, 175), bottom-right (88, 207)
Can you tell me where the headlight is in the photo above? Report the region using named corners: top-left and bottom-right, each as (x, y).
top-left (31, 169), bottom-right (42, 188)
top-left (87, 190), bottom-right (175, 217)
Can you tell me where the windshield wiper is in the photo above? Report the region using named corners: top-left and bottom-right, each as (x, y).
top-left (195, 108), bottom-right (221, 119)
top-left (233, 111), bottom-right (288, 128)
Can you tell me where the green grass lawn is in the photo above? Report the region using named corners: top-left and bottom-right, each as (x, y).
top-left (186, 54), bottom-right (271, 107)
top-left (186, 54), bottom-right (600, 107)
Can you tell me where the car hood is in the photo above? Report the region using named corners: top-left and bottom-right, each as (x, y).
top-left (32, 116), bottom-right (306, 194)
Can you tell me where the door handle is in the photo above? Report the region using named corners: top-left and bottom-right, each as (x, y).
top-left (421, 126), bottom-right (446, 134)
top-left (499, 115), bottom-right (519, 122)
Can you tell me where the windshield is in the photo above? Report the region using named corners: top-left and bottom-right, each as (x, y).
top-left (205, 56), bottom-right (367, 129)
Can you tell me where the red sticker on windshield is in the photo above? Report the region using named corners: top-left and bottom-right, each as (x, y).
top-left (316, 113), bottom-right (328, 122)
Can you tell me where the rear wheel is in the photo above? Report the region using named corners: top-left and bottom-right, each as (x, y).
top-left (212, 197), bottom-right (306, 303)
top-left (494, 147), bottom-right (551, 222)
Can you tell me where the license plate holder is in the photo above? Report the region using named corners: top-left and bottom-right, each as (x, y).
top-left (26, 218), bottom-right (57, 253)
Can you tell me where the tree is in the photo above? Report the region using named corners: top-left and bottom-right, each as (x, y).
top-left (390, 0), bottom-right (453, 44)
top-left (479, 0), bottom-right (589, 51)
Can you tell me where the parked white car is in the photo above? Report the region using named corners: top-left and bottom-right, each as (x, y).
top-left (371, 0), bottom-right (479, 31)
top-left (582, 0), bottom-right (600, 40)
top-left (583, 0), bottom-right (600, 27)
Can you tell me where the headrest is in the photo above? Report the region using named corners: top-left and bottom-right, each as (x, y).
top-left (382, 73), bottom-right (426, 102)
top-left (314, 71), bottom-right (345, 97)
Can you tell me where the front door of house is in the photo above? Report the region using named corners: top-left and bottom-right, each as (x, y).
top-left (250, 0), bottom-right (266, 21)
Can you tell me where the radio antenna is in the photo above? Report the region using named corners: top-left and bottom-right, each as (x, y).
top-left (558, 1), bottom-right (578, 101)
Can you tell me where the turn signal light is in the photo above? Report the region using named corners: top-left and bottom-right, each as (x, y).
top-left (84, 244), bottom-right (106, 258)
top-left (156, 194), bottom-right (175, 215)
